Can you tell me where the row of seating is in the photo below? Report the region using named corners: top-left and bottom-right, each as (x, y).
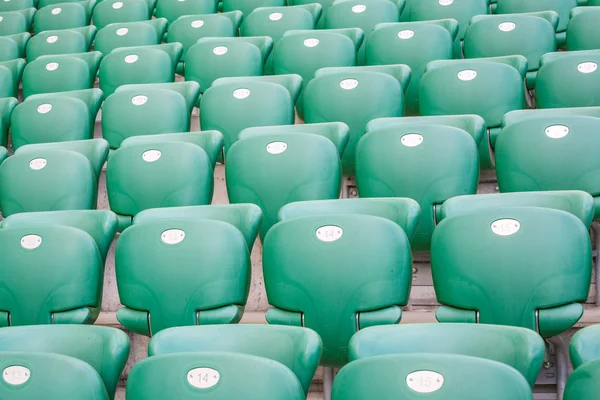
top-left (1, 323), bottom-right (599, 399)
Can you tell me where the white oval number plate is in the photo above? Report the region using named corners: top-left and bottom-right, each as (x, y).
top-left (46, 62), bottom-right (59, 71)
top-left (352, 4), bottom-right (366, 12)
top-left (142, 150), bottom-right (161, 162)
top-left (112, 1), bottom-right (123, 8)
top-left (188, 368), bottom-right (220, 389)
top-left (191, 20), bottom-right (204, 28)
top-left (125, 54), bottom-right (138, 63)
top-left (47, 35), bottom-right (58, 43)
top-left (340, 79), bottom-right (358, 90)
top-left (37, 104), bottom-right (52, 114)
top-left (458, 70), bottom-right (477, 81)
top-left (578, 62), bottom-right (597, 74)
top-left (213, 46), bottom-right (228, 56)
top-left (132, 95), bottom-right (147, 106)
top-left (161, 229), bottom-right (185, 245)
top-left (401, 133), bottom-right (423, 147)
top-left (266, 141), bottom-right (287, 154)
top-left (545, 124), bottom-right (569, 139)
top-left (51, 7), bottom-right (61, 14)
top-left (316, 226), bottom-right (343, 242)
top-left (3, 366), bottom-right (30, 385)
top-left (498, 22), bottom-right (515, 32)
top-left (233, 89), bottom-right (250, 99)
top-left (491, 219), bottom-right (520, 236)
top-left (304, 38), bottom-right (319, 48)
top-left (21, 235), bottom-right (42, 250)
top-left (116, 28), bottom-right (128, 36)
top-left (406, 371), bottom-right (444, 393)
top-left (439, 0), bottom-right (453, 5)
top-left (398, 30), bottom-right (414, 39)
top-left (269, 12), bottom-right (282, 21)
top-left (29, 158), bottom-right (47, 170)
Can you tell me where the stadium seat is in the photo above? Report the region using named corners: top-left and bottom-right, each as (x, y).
top-left (0, 58), bottom-right (25, 98)
top-left (98, 43), bottom-right (183, 97)
top-left (106, 141), bottom-right (215, 230)
top-left (332, 354), bottom-right (533, 400)
top-left (502, 105), bottom-right (600, 127)
top-left (148, 325), bottom-right (322, 395)
top-left (92, 0), bottom-right (151, 30)
top-left (570, 325), bottom-right (600, 369)
top-left (325, 0), bottom-right (403, 65)
top-left (0, 325), bottom-right (129, 399)
top-left (126, 352), bottom-right (305, 400)
top-left (94, 19), bottom-right (166, 55)
top-left (222, 0), bottom-right (286, 18)
top-left (0, 9), bottom-right (35, 36)
top-left (26, 26), bottom-right (95, 61)
top-left (0, 96), bottom-right (18, 147)
top-left (22, 52), bottom-right (102, 98)
top-left (0, 0), bottom-right (33, 11)
top-left (0, 150), bottom-right (97, 217)
top-left (0, 352), bottom-right (109, 399)
top-left (419, 56), bottom-right (527, 168)
top-left (303, 65), bottom-right (411, 174)
top-left (564, 359), bottom-right (600, 400)
top-left (34, 1), bottom-right (95, 34)
top-left (567, 7), bottom-right (600, 51)
top-left (273, 28), bottom-right (363, 119)
top-left (154, 0), bottom-right (215, 25)
top-left (102, 82), bottom-right (200, 149)
top-left (289, 0), bottom-right (335, 28)
top-left (0, 224), bottom-right (103, 325)
top-left (1, 209), bottom-right (117, 262)
top-left (349, 324), bottom-right (544, 386)
top-left (431, 207), bottom-right (591, 337)
top-left (200, 74), bottom-right (302, 155)
top-left (11, 88), bottom-right (103, 149)
top-left (0, 32), bottom-right (28, 61)
top-left (134, 203), bottom-right (261, 248)
top-left (263, 214), bottom-right (412, 366)
top-left (356, 118), bottom-right (482, 251)
top-left (115, 218), bottom-right (250, 334)
top-left (226, 127), bottom-right (348, 240)
top-left (409, 0), bottom-right (488, 58)
top-left (366, 19), bottom-right (457, 115)
top-left (536, 50), bottom-right (600, 109)
top-left (463, 12), bottom-right (557, 89)
top-left (495, 0), bottom-right (577, 47)
top-left (185, 36), bottom-right (273, 93)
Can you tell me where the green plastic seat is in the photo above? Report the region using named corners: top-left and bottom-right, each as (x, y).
top-left (303, 66), bottom-right (411, 175)
top-left (564, 359), bottom-right (600, 400)
top-left (410, 0), bottom-right (488, 58)
top-left (325, 0), bottom-right (403, 65)
top-left (366, 20), bottom-right (457, 115)
top-left (22, 52), bottom-right (101, 99)
top-left (167, 11), bottom-right (242, 65)
top-left (0, 224), bottom-right (103, 325)
top-left (570, 325), bottom-right (600, 369)
top-left (106, 141), bottom-right (215, 230)
top-left (0, 96), bottom-right (17, 146)
top-left (0, 0), bottom-right (33, 11)
top-left (273, 28), bottom-right (363, 119)
top-left (149, 325), bottom-right (321, 395)
top-left (154, 0), bottom-right (215, 25)
top-left (0, 146), bottom-right (7, 163)
top-left (349, 324), bottom-right (545, 386)
top-left (332, 354), bottom-right (533, 400)
top-left (0, 9), bottom-right (35, 36)
top-left (439, 191), bottom-right (595, 228)
top-left (102, 82), bottom-right (200, 149)
top-left (226, 130), bottom-right (347, 240)
top-left (464, 12), bottom-right (558, 89)
top-left (567, 7), bottom-right (600, 51)
top-left (222, 0), bottom-right (286, 18)
top-left (25, 26), bottom-right (96, 61)
top-left (92, 0), bottom-right (151, 30)
top-left (0, 32), bottom-right (28, 61)
top-left (94, 19), bottom-right (166, 55)
top-left (34, 1), bottom-right (95, 34)
top-left (98, 43), bottom-right (183, 97)
top-left (11, 89), bottom-right (103, 149)
top-left (263, 214), bottom-right (412, 366)
top-left (536, 50), bottom-right (600, 109)
top-left (0, 352), bottom-right (108, 400)
top-left (127, 352), bottom-right (305, 400)
top-left (116, 218), bottom-right (250, 335)
top-left (0, 325), bottom-right (129, 399)
top-left (200, 74), bottom-right (302, 155)
top-left (289, 0), bottom-right (335, 28)
top-left (495, 115), bottom-right (600, 219)
top-left (185, 36), bottom-right (273, 93)
top-left (0, 150), bottom-right (96, 217)
top-left (1, 209), bottom-right (117, 261)
top-left (431, 207), bottom-right (592, 337)
top-left (420, 56), bottom-right (527, 169)
top-left (502, 106), bottom-right (600, 128)
top-left (495, 0), bottom-right (577, 47)
top-left (0, 58), bottom-right (25, 98)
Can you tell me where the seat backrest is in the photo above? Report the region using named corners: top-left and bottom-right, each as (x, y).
top-left (149, 325), bottom-right (321, 394)
top-left (431, 207), bottom-right (591, 337)
top-left (116, 219), bottom-right (250, 335)
top-left (0, 325), bottom-right (129, 399)
top-left (496, 0), bottom-right (576, 33)
top-left (0, 0), bottom-right (34, 12)
top-left (263, 214), bottom-right (412, 366)
top-left (94, 19), bottom-right (166, 55)
top-left (92, 0), bottom-right (150, 30)
top-left (567, 7), bottom-right (600, 51)
top-left (0, 149), bottom-right (96, 217)
top-left (570, 325), bottom-right (600, 369)
top-left (34, 2), bottom-right (90, 33)
top-left (0, 96), bottom-right (17, 147)
top-left (536, 50), bottom-right (600, 109)
top-left (222, 0), bottom-right (287, 17)
top-left (0, 10), bottom-right (32, 35)
top-left (154, 0), bottom-right (216, 24)
top-left (356, 123), bottom-right (479, 250)
top-left (0, 59), bottom-right (24, 99)
top-left (0, 33), bottom-right (27, 61)
top-left (126, 352), bottom-right (304, 400)
top-left (289, 0), bottom-right (336, 28)
top-left (26, 26), bottom-right (95, 61)
top-left (564, 358), bottom-right (600, 400)
top-left (349, 323), bottom-right (545, 386)
top-left (0, 225), bottom-right (103, 325)
top-left (0, 352), bottom-right (109, 400)
top-left (332, 354), bottom-right (533, 400)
